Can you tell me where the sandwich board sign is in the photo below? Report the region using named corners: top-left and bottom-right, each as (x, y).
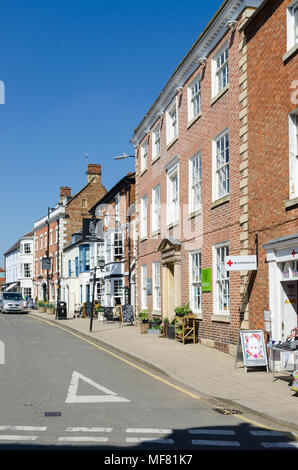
top-left (235, 330), bottom-right (268, 373)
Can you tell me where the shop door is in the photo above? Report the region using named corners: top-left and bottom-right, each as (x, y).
top-left (281, 281), bottom-right (297, 340)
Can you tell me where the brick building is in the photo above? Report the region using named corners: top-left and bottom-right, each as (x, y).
top-left (243, 0), bottom-right (298, 342)
top-left (33, 164), bottom-right (106, 302)
top-left (131, 0), bottom-right (263, 354)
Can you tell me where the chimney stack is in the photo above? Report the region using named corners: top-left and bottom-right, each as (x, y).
top-left (87, 164), bottom-right (102, 184)
top-left (59, 186), bottom-right (71, 203)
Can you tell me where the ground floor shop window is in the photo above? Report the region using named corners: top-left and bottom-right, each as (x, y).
top-left (190, 251), bottom-right (202, 313)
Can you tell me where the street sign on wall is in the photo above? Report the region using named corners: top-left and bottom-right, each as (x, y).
top-left (225, 255), bottom-right (257, 271)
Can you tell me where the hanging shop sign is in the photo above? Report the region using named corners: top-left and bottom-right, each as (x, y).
top-left (225, 255), bottom-right (257, 271)
top-left (201, 268), bottom-right (212, 292)
top-left (42, 257), bottom-right (52, 271)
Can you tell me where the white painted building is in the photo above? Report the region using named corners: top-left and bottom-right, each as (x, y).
top-left (3, 240), bottom-right (21, 291)
top-left (19, 231), bottom-right (34, 300)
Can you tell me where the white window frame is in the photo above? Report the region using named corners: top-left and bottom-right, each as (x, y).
top-left (287, 0), bottom-right (298, 51)
top-left (140, 194), bottom-right (148, 239)
top-left (189, 151), bottom-right (202, 214)
top-left (141, 265), bottom-right (147, 309)
top-left (212, 129), bottom-right (229, 201)
top-left (189, 251), bottom-right (202, 314)
top-left (213, 243), bottom-right (230, 316)
top-left (212, 43), bottom-right (229, 98)
top-left (188, 74), bottom-right (201, 122)
top-left (152, 262), bottom-right (161, 311)
top-left (166, 161), bottom-right (179, 225)
top-left (113, 231), bottom-right (124, 261)
top-left (166, 99), bottom-right (178, 145)
top-left (152, 124), bottom-right (161, 161)
top-left (140, 141), bottom-right (148, 173)
top-left (289, 110), bottom-right (298, 199)
top-left (152, 184), bottom-right (161, 233)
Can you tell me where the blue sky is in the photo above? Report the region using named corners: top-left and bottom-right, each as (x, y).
top-left (0, 0), bottom-right (222, 265)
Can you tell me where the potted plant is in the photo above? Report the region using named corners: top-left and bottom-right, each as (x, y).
top-left (46, 303), bottom-right (56, 315)
top-left (138, 311), bottom-right (149, 334)
top-left (167, 319), bottom-right (176, 339)
top-left (174, 302), bottom-right (192, 317)
top-left (162, 317), bottom-right (169, 337)
top-left (37, 301), bottom-right (46, 313)
top-left (149, 316), bottom-right (162, 329)
top-left (147, 324), bottom-right (162, 335)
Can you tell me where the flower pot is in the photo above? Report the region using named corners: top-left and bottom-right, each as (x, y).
top-left (38, 307), bottom-right (46, 313)
top-left (140, 321), bottom-right (149, 334)
top-left (147, 328), bottom-right (161, 335)
top-left (46, 308), bottom-right (55, 315)
top-left (168, 325), bottom-right (175, 339)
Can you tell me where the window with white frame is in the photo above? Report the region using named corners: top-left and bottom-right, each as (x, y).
top-left (167, 163), bottom-right (179, 225)
top-left (166, 100), bottom-right (178, 144)
top-left (213, 130), bottom-right (229, 201)
top-left (152, 125), bottom-right (161, 160)
top-left (40, 235), bottom-right (43, 249)
top-left (289, 111), bottom-right (298, 199)
top-left (141, 265), bottom-right (147, 309)
top-left (24, 243), bottom-right (31, 254)
top-left (23, 263), bottom-right (31, 278)
top-left (114, 231), bottom-right (123, 261)
top-left (113, 278), bottom-right (123, 301)
top-left (114, 194), bottom-right (120, 223)
top-left (140, 194), bottom-right (147, 239)
top-left (190, 251), bottom-right (202, 313)
top-left (188, 75), bottom-right (201, 122)
top-left (189, 151), bottom-right (202, 214)
top-left (140, 141), bottom-right (148, 173)
top-left (214, 244), bottom-right (230, 314)
top-left (152, 184), bottom-right (161, 233)
top-left (153, 262), bottom-right (161, 311)
top-left (212, 44), bottom-right (229, 97)
top-left (50, 230), bottom-right (53, 246)
top-left (287, 1), bottom-right (298, 51)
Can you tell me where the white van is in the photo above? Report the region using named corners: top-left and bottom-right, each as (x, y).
top-left (0, 292), bottom-right (24, 313)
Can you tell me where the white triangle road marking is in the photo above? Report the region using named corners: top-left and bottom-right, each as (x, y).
top-left (65, 371), bottom-right (130, 403)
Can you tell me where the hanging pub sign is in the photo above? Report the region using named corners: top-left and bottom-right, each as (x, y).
top-left (83, 218), bottom-right (104, 241)
top-left (235, 330), bottom-right (269, 373)
top-left (225, 255), bottom-right (257, 271)
top-left (42, 257), bottom-right (52, 271)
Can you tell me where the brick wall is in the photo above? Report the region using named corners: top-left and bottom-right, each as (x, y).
top-left (245, 0), bottom-right (298, 329)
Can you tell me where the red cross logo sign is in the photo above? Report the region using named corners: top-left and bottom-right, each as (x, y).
top-left (227, 259), bottom-right (233, 267)
top-left (292, 249), bottom-right (296, 258)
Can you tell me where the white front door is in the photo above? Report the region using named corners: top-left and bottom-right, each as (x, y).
top-left (281, 281), bottom-right (297, 340)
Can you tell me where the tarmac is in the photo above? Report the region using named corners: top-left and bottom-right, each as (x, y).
top-left (28, 310), bottom-right (298, 436)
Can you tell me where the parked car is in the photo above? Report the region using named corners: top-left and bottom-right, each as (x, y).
top-left (0, 292), bottom-right (24, 313)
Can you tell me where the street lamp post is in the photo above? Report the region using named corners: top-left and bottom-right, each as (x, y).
top-left (89, 254), bottom-right (105, 333)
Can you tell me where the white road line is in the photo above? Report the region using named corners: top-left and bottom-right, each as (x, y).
top-left (191, 439), bottom-right (240, 447)
top-left (188, 429), bottom-right (236, 435)
top-left (58, 436), bottom-right (109, 443)
top-left (0, 435), bottom-right (38, 441)
top-left (126, 428), bottom-right (172, 434)
top-left (261, 441), bottom-right (298, 449)
top-left (0, 426), bottom-right (47, 431)
top-left (0, 341), bottom-right (5, 364)
top-left (65, 427), bottom-right (112, 433)
top-left (126, 437), bottom-right (174, 444)
top-left (250, 430), bottom-right (286, 436)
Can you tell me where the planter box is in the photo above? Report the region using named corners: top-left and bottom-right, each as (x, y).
top-left (38, 307), bottom-right (46, 313)
top-left (46, 308), bottom-right (55, 315)
top-left (168, 325), bottom-right (175, 339)
top-left (147, 328), bottom-right (161, 335)
top-left (140, 322), bottom-right (149, 334)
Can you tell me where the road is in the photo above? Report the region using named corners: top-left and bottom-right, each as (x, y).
top-left (0, 313), bottom-right (297, 453)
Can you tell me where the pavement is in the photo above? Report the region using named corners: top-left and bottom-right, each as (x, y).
top-left (28, 310), bottom-right (298, 435)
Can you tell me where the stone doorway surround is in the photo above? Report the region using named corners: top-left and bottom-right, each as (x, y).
top-left (158, 237), bottom-right (181, 321)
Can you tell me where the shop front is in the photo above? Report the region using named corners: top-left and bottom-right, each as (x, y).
top-left (263, 234), bottom-right (298, 342)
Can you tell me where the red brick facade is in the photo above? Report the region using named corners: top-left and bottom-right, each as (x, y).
top-left (132, 4), bottom-right (258, 354)
top-left (244, 0), bottom-right (298, 338)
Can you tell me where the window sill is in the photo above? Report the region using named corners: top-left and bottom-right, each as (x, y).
top-left (140, 168), bottom-right (148, 177)
top-left (151, 155), bottom-right (161, 165)
top-left (166, 136), bottom-right (178, 150)
top-left (151, 229), bottom-right (161, 237)
top-left (210, 85), bottom-right (229, 106)
top-left (283, 43), bottom-right (298, 63)
top-left (187, 113), bottom-right (202, 130)
top-left (167, 220), bottom-right (179, 230)
top-left (188, 209), bottom-right (202, 219)
top-left (140, 236), bottom-right (148, 243)
top-left (211, 195), bottom-right (230, 209)
top-left (211, 314), bottom-right (230, 323)
top-left (285, 196), bottom-right (298, 210)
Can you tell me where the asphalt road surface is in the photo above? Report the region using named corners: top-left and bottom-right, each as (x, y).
top-left (0, 313), bottom-right (297, 454)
